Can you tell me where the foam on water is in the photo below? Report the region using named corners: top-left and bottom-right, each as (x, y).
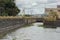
top-left (0, 23), bottom-right (60, 40)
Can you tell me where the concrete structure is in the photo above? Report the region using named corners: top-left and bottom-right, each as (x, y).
top-left (0, 16), bottom-right (43, 33)
top-left (45, 5), bottom-right (60, 19)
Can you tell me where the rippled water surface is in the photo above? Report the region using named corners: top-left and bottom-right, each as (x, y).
top-left (0, 23), bottom-right (60, 40)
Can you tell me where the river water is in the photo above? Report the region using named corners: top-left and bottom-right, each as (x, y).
top-left (0, 22), bottom-right (60, 40)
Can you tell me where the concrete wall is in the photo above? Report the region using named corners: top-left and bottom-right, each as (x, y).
top-left (55, 19), bottom-right (60, 26)
top-left (44, 21), bottom-right (57, 28)
top-left (0, 18), bottom-right (36, 33)
top-left (44, 20), bottom-right (60, 28)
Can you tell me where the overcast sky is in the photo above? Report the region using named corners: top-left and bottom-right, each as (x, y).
top-left (15, 0), bottom-right (60, 15)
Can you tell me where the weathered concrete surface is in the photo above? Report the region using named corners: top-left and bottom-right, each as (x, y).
top-left (44, 21), bottom-right (56, 28)
top-left (0, 18), bottom-right (24, 32)
top-left (55, 19), bottom-right (60, 26)
top-left (44, 19), bottom-right (60, 28)
top-left (0, 18), bottom-right (37, 33)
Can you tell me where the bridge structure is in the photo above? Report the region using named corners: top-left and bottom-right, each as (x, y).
top-left (20, 16), bottom-right (43, 22)
top-left (0, 16), bottom-right (44, 22)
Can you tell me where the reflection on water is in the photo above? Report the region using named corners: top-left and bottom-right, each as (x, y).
top-left (0, 22), bottom-right (60, 40)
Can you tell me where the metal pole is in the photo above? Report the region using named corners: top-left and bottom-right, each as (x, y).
top-left (23, 8), bottom-right (25, 16)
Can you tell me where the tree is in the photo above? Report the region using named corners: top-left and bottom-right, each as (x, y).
top-left (43, 11), bottom-right (57, 21)
top-left (49, 11), bottom-right (58, 19)
top-left (0, 0), bottom-right (20, 16)
top-left (49, 11), bottom-right (57, 16)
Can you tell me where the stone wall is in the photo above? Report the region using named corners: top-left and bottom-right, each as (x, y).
top-left (0, 18), bottom-right (25, 28)
top-left (0, 18), bottom-right (36, 33)
top-left (44, 20), bottom-right (60, 28)
top-left (55, 19), bottom-right (60, 27)
top-left (0, 18), bottom-right (26, 32)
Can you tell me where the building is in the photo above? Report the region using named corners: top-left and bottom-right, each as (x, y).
top-left (45, 5), bottom-right (60, 19)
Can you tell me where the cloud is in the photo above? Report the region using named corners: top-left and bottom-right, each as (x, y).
top-left (15, 0), bottom-right (60, 15)
top-left (15, 0), bottom-right (47, 5)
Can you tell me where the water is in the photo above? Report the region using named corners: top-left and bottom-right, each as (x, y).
top-left (0, 22), bottom-right (60, 40)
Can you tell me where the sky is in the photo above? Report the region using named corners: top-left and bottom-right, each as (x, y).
top-left (15, 0), bottom-right (60, 15)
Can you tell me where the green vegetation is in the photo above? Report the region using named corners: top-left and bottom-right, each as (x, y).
top-left (38, 24), bottom-right (56, 28)
top-left (12, 37), bottom-right (16, 40)
top-left (43, 11), bottom-right (57, 21)
top-left (0, 32), bottom-right (7, 39)
top-left (49, 11), bottom-right (58, 19)
top-left (49, 11), bottom-right (57, 16)
top-left (24, 23), bottom-right (33, 27)
top-left (44, 25), bottom-right (56, 28)
top-left (0, 0), bottom-right (20, 16)
top-left (38, 25), bottom-right (44, 27)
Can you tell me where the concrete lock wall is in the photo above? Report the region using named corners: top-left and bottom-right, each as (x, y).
top-left (0, 18), bottom-right (36, 33)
